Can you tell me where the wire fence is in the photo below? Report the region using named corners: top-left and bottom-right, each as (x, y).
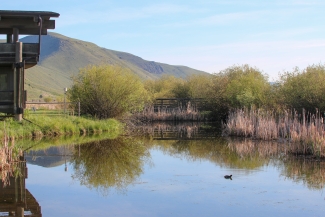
top-left (25, 101), bottom-right (80, 117)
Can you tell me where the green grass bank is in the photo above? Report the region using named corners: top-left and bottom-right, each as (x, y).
top-left (0, 116), bottom-right (123, 140)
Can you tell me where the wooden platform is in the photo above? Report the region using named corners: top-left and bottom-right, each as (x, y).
top-left (0, 10), bottom-right (59, 117)
top-left (0, 10), bottom-right (59, 35)
top-left (0, 43), bottom-right (39, 68)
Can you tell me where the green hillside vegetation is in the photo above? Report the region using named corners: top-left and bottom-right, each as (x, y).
top-left (21, 32), bottom-right (207, 100)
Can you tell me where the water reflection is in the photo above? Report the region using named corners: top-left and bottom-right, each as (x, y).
top-left (25, 145), bottom-right (74, 170)
top-left (70, 137), bottom-right (150, 195)
top-left (152, 138), bottom-right (270, 170)
top-left (0, 142), bottom-right (23, 186)
top-left (226, 139), bottom-right (325, 190)
top-left (280, 156), bottom-right (325, 190)
top-left (147, 125), bottom-right (325, 190)
top-left (133, 122), bottom-right (220, 140)
top-left (227, 138), bottom-right (285, 158)
top-left (0, 124), bottom-right (322, 217)
top-left (3, 121), bottom-right (323, 207)
top-left (0, 142), bottom-right (41, 217)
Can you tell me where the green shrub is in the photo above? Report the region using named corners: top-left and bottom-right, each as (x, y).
top-left (68, 65), bottom-right (149, 119)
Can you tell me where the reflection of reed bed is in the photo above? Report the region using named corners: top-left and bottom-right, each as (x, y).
top-left (152, 137), bottom-right (271, 170)
top-left (0, 139), bottom-right (23, 187)
top-left (133, 122), bottom-right (200, 139)
top-left (227, 138), bottom-right (285, 159)
top-left (281, 157), bottom-right (325, 190)
top-left (223, 108), bottom-right (325, 157)
top-left (132, 103), bottom-right (203, 122)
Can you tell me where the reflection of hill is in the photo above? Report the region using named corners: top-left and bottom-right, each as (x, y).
top-left (25, 146), bottom-right (73, 168)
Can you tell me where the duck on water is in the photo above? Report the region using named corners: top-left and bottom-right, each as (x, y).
top-left (224, 175), bottom-right (232, 180)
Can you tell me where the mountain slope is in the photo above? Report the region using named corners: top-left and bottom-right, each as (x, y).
top-left (21, 32), bottom-right (208, 100)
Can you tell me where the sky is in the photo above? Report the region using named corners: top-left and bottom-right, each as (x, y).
top-left (1, 0), bottom-right (325, 80)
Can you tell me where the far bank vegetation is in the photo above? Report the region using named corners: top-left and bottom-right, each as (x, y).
top-left (67, 63), bottom-right (325, 124)
top-left (47, 63), bottom-right (325, 156)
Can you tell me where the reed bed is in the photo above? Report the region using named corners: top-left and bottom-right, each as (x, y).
top-left (132, 102), bottom-right (204, 122)
top-left (223, 108), bottom-right (325, 157)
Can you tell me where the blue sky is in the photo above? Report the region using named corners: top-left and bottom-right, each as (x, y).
top-left (2, 0), bottom-right (325, 80)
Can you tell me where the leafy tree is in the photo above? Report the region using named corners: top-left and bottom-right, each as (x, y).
top-left (190, 65), bottom-right (271, 120)
top-left (186, 74), bottom-right (214, 99)
top-left (144, 74), bottom-right (216, 100)
top-left (220, 64), bottom-right (271, 108)
top-left (278, 64), bottom-right (325, 113)
top-left (68, 65), bottom-right (148, 119)
top-left (171, 81), bottom-right (191, 98)
top-left (144, 75), bottom-right (188, 99)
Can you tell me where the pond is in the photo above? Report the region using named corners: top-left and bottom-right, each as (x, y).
top-left (1, 123), bottom-right (325, 217)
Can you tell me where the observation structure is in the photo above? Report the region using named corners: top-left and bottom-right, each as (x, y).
top-left (0, 10), bottom-right (59, 120)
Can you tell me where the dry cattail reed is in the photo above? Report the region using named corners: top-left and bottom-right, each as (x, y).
top-left (223, 108), bottom-right (325, 157)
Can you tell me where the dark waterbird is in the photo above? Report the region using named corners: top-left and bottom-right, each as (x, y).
top-left (224, 175), bottom-right (232, 180)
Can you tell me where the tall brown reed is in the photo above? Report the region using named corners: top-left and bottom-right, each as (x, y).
top-left (223, 108), bottom-right (325, 157)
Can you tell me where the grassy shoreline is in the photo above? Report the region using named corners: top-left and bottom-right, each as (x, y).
top-left (0, 116), bottom-right (123, 141)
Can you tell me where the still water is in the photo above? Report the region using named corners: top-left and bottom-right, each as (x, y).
top-left (1, 123), bottom-right (325, 217)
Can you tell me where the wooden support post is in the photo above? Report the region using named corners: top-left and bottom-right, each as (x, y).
top-left (13, 28), bottom-right (19, 42)
top-left (15, 41), bottom-right (23, 121)
top-left (16, 206), bottom-right (24, 217)
top-left (6, 34), bottom-right (13, 43)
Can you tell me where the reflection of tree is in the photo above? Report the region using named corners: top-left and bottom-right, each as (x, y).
top-left (71, 137), bottom-right (150, 194)
top-left (280, 157), bottom-right (325, 190)
top-left (152, 138), bottom-right (272, 170)
top-left (153, 137), bottom-right (325, 190)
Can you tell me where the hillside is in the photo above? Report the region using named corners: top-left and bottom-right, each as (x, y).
top-left (20, 32), bottom-right (207, 100)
